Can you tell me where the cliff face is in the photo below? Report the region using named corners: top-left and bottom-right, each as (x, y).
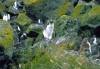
top-left (0, 0), bottom-right (100, 69)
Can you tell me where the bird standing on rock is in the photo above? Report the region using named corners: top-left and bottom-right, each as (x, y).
top-left (43, 23), bottom-right (54, 40)
top-left (3, 14), bottom-right (10, 21)
top-left (87, 40), bottom-right (92, 53)
top-left (13, 1), bottom-right (18, 10)
top-left (93, 36), bottom-right (97, 45)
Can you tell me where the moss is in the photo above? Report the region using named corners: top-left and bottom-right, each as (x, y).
top-left (50, 1), bottom-right (73, 18)
top-left (25, 0), bottom-right (72, 19)
top-left (0, 20), bottom-right (13, 48)
top-left (54, 2), bottom-right (72, 17)
top-left (72, 2), bottom-right (92, 17)
top-left (72, 3), bottom-right (85, 18)
top-left (24, 0), bottom-right (43, 5)
top-left (24, 38), bottom-right (33, 47)
top-left (0, 2), bottom-right (5, 13)
top-left (80, 5), bottom-right (100, 25)
top-left (16, 13), bottom-right (32, 26)
top-left (88, 5), bottom-right (100, 16)
top-left (81, 14), bottom-right (100, 26)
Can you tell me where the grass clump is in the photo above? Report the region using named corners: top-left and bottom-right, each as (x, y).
top-left (20, 43), bottom-right (100, 69)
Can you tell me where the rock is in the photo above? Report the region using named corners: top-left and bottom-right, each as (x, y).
top-left (55, 36), bottom-right (66, 45)
top-left (3, 14), bottom-right (10, 21)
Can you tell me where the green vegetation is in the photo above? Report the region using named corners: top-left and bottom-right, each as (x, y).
top-left (24, 0), bottom-right (43, 5)
top-left (80, 5), bottom-right (100, 25)
top-left (21, 44), bottom-right (100, 69)
top-left (72, 3), bottom-right (85, 18)
top-left (16, 13), bottom-right (32, 26)
top-left (0, 0), bottom-right (100, 69)
top-left (0, 20), bottom-right (13, 48)
top-left (0, 2), bottom-right (5, 13)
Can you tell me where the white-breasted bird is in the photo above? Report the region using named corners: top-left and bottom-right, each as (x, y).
top-left (38, 19), bottom-right (43, 25)
top-left (7, 14), bottom-right (10, 20)
top-left (93, 36), bottom-right (97, 45)
top-left (43, 23), bottom-right (54, 40)
top-left (3, 14), bottom-right (6, 21)
top-left (20, 33), bottom-right (27, 38)
top-left (38, 19), bottom-right (41, 24)
top-left (3, 14), bottom-right (10, 21)
top-left (13, 1), bottom-right (18, 10)
top-left (87, 41), bottom-right (92, 53)
top-left (19, 64), bottom-right (21, 69)
top-left (17, 26), bottom-right (21, 32)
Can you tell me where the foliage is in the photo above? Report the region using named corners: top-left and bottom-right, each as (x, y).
top-left (0, 0), bottom-right (100, 69)
top-left (71, 2), bottom-right (95, 18)
top-left (26, 0), bottom-right (71, 20)
top-left (21, 44), bottom-right (100, 69)
top-left (16, 13), bottom-right (32, 26)
top-left (80, 5), bottom-right (100, 26)
top-left (0, 2), bottom-right (5, 13)
top-left (55, 15), bottom-right (79, 37)
top-left (0, 20), bottom-right (14, 48)
top-left (24, 0), bottom-right (43, 5)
